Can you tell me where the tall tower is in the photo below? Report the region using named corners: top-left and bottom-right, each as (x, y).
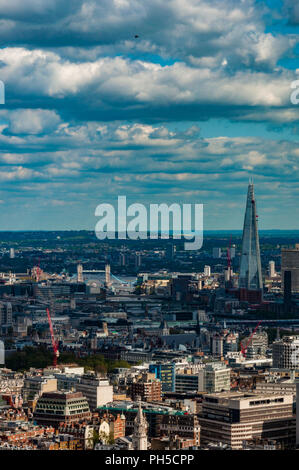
top-left (77, 263), bottom-right (83, 283)
top-left (239, 182), bottom-right (262, 293)
top-left (132, 399), bottom-right (148, 450)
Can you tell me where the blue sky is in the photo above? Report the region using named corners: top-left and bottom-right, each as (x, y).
top-left (0, 0), bottom-right (298, 230)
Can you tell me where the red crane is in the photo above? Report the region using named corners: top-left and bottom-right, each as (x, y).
top-left (46, 308), bottom-right (59, 367)
top-left (240, 321), bottom-right (262, 357)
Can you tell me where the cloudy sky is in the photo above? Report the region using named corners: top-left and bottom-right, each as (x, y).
top-left (0, 0), bottom-right (298, 230)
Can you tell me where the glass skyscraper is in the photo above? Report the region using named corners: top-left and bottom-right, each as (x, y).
top-left (239, 182), bottom-right (263, 290)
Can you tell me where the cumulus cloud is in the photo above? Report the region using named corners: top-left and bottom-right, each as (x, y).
top-left (0, 47), bottom-right (297, 125)
top-left (0, 0), bottom-right (297, 229)
top-left (0, 109), bottom-right (61, 134)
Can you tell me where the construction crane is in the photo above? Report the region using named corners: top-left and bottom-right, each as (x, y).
top-left (240, 321), bottom-right (262, 357)
top-left (46, 308), bottom-right (59, 367)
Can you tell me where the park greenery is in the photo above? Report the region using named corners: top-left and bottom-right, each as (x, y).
top-left (5, 346), bottom-right (131, 373)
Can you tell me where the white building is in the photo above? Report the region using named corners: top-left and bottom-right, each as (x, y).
top-left (204, 265), bottom-right (211, 277)
top-left (76, 374), bottom-right (113, 411)
top-left (269, 260), bottom-right (276, 278)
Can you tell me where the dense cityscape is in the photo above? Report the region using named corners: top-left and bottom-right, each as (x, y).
top-left (0, 182), bottom-right (298, 452)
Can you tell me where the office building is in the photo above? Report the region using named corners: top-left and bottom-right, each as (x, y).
top-left (213, 248), bottom-right (222, 259)
top-left (269, 261), bottom-right (276, 278)
top-left (282, 245), bottom-right (299, 293)
top-left (199, 391), bottom-right (295, 449)
top-left (131, 373), bottom-right (162, 402)
top-left (0, 302), bottom-right (12, 328)
top-left (239, 182), bottom-right (263, 298)
top-left (76, 374), bottom-right (113, 411)
top-left (211, 333), bottom-right (223, 357)
top-left (22, 376), bottom-right (57, 404)
top-left (204, 266), bottom-right (211, 277)
top-left (175, 363), bottom-right (230, 394)
top-left (132, 400), bottom-right (148, 450)
top-left (149, 362), bottom-right (175, 393)
top-left (272, 336), bottom-right (299, 369)
top-left (33, 391), bottom-right (91, 428)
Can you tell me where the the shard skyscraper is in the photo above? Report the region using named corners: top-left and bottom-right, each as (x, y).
top-left (239, 181), bottom-right (263, 294)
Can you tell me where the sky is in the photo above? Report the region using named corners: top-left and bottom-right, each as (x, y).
top-left (0, 0), bottom-right (298, 231)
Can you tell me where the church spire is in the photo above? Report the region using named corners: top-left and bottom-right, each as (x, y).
top-left (132, 398), bottom-right (148, 450)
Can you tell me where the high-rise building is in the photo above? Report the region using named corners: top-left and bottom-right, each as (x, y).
top-left (230, 246), bottom-right (236, 259)
top-left (131, 373), bottom-right (162, 402)
top-left (238, 182), bottom-right (263, 298)
top-left (204, 265), bottom-right (211, 277)
top-left (77, 263), bottom-right (83, 283)
top-left (241, 330), bottom-right (268, 358)
top-left (213, 248), bottom-right (222, 259)
top-left (0, 302), bottom-right (12, 328)
top-left (284, 270), bottom-right (292, 307)
top-left (9, 248), bottom-right (15, 259)
top-left (105, 264), bottom-right (111, 286)
top-left (0, 340), bottom-right (4, 365)
top-left (149, 362), bottom-right (175, 392)
top-left (281, 245), bottom-right (299, 293)
top-left (269, 261), bottom-right (276, 278)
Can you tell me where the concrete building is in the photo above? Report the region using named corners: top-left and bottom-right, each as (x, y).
top-left (131, 373), bottom-right (162, 402)
top-left (175, 373), bottom-right (200, 393)
top-left (160, 413), bottom-right (200, 447)
top-left (282, 245), bottom-right (299, 293)
top-left (242, 330), bottom-right (268, 358)
top-left (76, 374), bottom-right (113, 411)
top-left (272, 336), bottom-right (299, 369)
top-left (22, 376), bottom-right (57, 404)
top-left (269, 261), bottom-right (276, 278)
top-left (175, 363), bottom-right (230, 394)
top-left (211, 333), bottom-right (223, 357)
top-left (239, 182), bottom-right (262, 292)
top-left (204, 266), bottom-right (211, 277)
top-left (213, 248), bottom-right (222, 259)
top-left (199, 362), bottom-right (231, 393)
top-left (33, 391), bottom-right (91, 428)
top-left (199, 391), bottom-right (295, 449)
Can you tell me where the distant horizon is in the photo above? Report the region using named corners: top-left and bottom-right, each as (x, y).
top-left (0, 229), bottom-right (297, 234)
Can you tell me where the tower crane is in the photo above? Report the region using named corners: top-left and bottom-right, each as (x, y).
top-left (46, 307), bottom-right (59, 367)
